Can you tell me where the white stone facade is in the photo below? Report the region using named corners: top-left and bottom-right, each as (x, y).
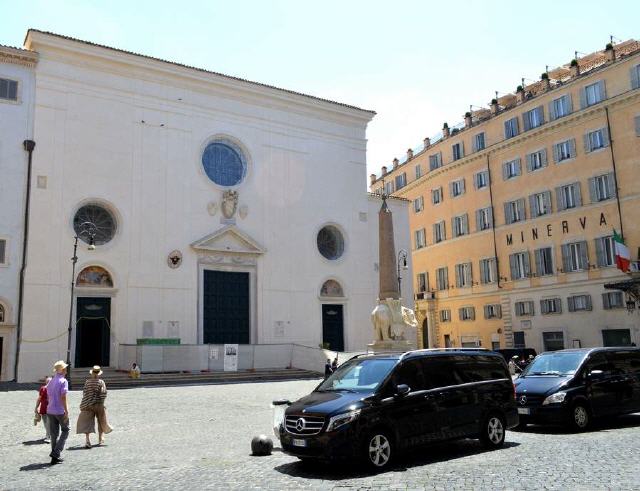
top-left (15, 31), bottom-right (412, 382)
top-left (0, 46), bottom-right (37, 381)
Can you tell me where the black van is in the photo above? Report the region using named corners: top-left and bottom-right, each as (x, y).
top-left (514, 347), bottom-right (640, 430)
top-left (279, 349), bottom-right (518, 469)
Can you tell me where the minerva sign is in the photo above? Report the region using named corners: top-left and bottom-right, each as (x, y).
top-left (505, 212), bottom-right (609, 246)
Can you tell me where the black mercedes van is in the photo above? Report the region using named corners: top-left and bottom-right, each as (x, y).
top-left (279, 349), bottom-right (518, 469)
top-left (514, 347), bottom-right (640, 430)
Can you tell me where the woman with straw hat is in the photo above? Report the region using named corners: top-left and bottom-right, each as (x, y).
top-left (76, 366), bottom-right (113, 448)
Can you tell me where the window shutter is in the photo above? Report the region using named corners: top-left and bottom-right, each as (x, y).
top-left (474, 173), bottom-right (479, 189)
top-left (602, 127), bottom-right (610, 147)
top-left (515, 158), bottom-right (522, 176)
top-left (433, 223), bottom-right (438, 241)
top-left (632, 65), bottom-right (640, 89)
top-left (460, 141), bottom-right (465, 158)
top-left (561, 244), bottom-right (570, 272)
top-left (504, 202), bottom-right (511, 224)
top-left (469, 307), bottom-right (475, 321)
top-left (441, 221), bottom-right (446, 240)
top-left (460, 179), bottom-right (465, 194)
top-left (543, 191), bottom-right (552, 213)
top-left (552, 143), bottom-right (560, 163)
top-left (579, 87), bottom-right (587, 109)
top-left (455, 264), bottom-right (461, 287)
top-left (540, 148), bottom-right (548, 168)
top-left (556, 298), bottom-right (563, 313)
top-left (449, 182), bottom-right (454, 197)
top-left (458, 307), bottom-right (464, 320)
top-left (451, 217), bottom-right (458, 238)
top-left (523, 252), bottom-right (531, 276)
top-left (635, 116), bottom-right (640, 137)
top-left (602, 292), bottom-right (611, 309)
top-left (588, 177), bottom-right (598, 203)
top-left (463, 214), bottom-right (469, 234)
top-left (523, 111), bottom-right (531, 132)
top-left (515, 302), bottom-right (522, 316)
top-left (548, 101), bottom-right (556, 121)
top-left (569, 138), bottom-right (576, 158)
top-left (509, 254), bottom-right (517, 280)
top-left (480, 259), bottom-right (487, 282)
top-left (598, 80), bottom-right (607, 100)
top-left (484, 305), bottom-right (490, 319)
top-left (578, 241), bottom-right (589, 270)
top-left (568, 296), bottom-right (576, 312)
top-left (518, 198), bottom-right (526, 220)
top-left (534, 249), bottom-right (543, 275)
top-left (607, 172), bottom-right (616, 198)
top-left (496, 305), bottom-right (502, 318)
top-left (465, 263), bottom-right (472, 285)
top-left (555, 186), bottom-right (566, 211)
top-left (573, 183), bottom-right (582, 207)
top-left (475, 209), bottom-right (482, 232)
top-left (487, 207), bottom-right (493, 228)
top-left (526, 153), bottom-right (533, 172)
top-left (443, 267), bottom-right (448, 288)
top-left (502, 162), bottom-right (509, 180)
top-left (595, 237), bottom-right (605, 267)
top-left (586, 295), bottom-right (592, 311)
top-left (537, 106), bottom-right (545, 125)
top-left (583, 133), bottom-right (591, 153)
top-left (529, 194), bottom-right (538, 218)
top-left (504, 120), bottom-right (510, 138)
top-left (541, 300), bottom-right (549, 315)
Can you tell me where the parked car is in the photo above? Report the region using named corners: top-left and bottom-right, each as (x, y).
top-left (514, 347), bottom-right (640, 431)
top-left (279, 349), bottom-right (518, 470)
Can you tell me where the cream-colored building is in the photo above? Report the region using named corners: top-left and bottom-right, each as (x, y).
top-left (371, 40), bottom-right (640, 353)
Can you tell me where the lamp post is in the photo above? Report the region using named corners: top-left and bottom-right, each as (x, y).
top-left (65, 221), bottom-right (97, 389)
top-left (396, 249), bottom-right (408, 297)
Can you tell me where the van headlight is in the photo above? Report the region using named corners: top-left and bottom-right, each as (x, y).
top-left (542, 391), bottom-right (567, 405)
top-left (327, 410), bottom-right (361, 432)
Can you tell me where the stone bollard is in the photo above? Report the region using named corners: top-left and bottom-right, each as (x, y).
top-left (251, 434), bottom-right (273, 456)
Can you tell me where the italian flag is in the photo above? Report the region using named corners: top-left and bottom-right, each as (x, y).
top-left (614, 229), bottom-right (631, 272)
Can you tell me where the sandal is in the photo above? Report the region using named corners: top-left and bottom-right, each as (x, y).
top-left (85, 442), bottom-right (92, 449)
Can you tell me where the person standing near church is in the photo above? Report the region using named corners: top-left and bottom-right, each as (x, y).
top-left (34, 376), bottom-right (52, 443)
top-left (46, 361), bottom-right (70, 465)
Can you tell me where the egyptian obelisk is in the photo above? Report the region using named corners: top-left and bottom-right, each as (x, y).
top-left (378, 197), bottom-right (400, 300)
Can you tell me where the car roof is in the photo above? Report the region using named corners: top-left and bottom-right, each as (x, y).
top-left (349, 348), bottom-right (502, 362)
top-left (538, 347), bottom-right (639, 355)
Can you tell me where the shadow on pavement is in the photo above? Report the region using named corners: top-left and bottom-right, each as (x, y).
top-left (514, 413), bottom-right (640, 435)
top-left (67, 445), bottom-right (92, 451)
top-left (22, 439), bottom-right (47, 446)
top-left (274, 440), bottom-right (520, 480)
top-left (19, 463), bottom-right (50, 472)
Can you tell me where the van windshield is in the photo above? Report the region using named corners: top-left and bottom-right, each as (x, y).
top-left (316, 358), bottom-right (397, 393)
top-left (521, 351), bottom-right (587, 376)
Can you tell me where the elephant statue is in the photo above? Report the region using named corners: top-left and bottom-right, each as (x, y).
top-left (371, 303), bottom-right (392, 341)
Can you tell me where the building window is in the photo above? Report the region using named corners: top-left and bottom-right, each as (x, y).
top-left (0, 78), bottom-right (18, 101)
top-left (595, 236), bottom-right (615, 267)
top-left (433, 221), bottom-right (446, 243)
top-left (635, 115), bottom-right (640, 137)
top-left (384, 181), bottom-right (394, 195)
top-left (415, 164), bottom-right (422, 179)
top-left (504, 198), bottom-right (525, 224)
top-left (0, 238), bottom-right (6, 265)
top-left (431, 187), bottom-right (443, 205)
top-left (479, 257), bottom-right (497, 284)
top-left (632, 64), bottom-right (640, 89)
top-left (523, 106), bottom-right (544, 131)
top-left (476, 207), bottom-right (493, 231)
top-left (556, 182), bottom-right (582, 210)
top-left (452, 214), bottom-right (469, 238)
top-left (553, 139), bottom-right (576, 163)
top-left (602, 291), bottom-right (624, 309)
top-left (459, 306), bottom-right (475, 321)
top-left (473, 132), bottom-right (486, 152)
top-left (504, 117), bottom-right (519, 139)
top-left (452, 142), bottom-right (464, 161)
top-left (395, 173), bottom-right (407, 190)
top-left (417, 272), bottom-right (428, 293)
top-left (584, 128), bottom-right (609, 152)
top-left (474, 170), bottom-right (489, 189)
top-left (568, 294), bottom-right (592, 312)
top-left (541, 298), bottom-right (562, 315)
top-left (589, 173), bottom-right (616, 202)
top-left (526, 149), bottom-right (547, 172)
top-left (550, 94), bottom-right (572, 120)
top-left (583, 81), bottom-right (606, 107)
top-left (429, 152), bottom-right (442, 171)
top-left (73, 203), bottom-right (117, 246)
top-left (202, 139), bottom-right (247, 187)
top-left (436, 267), bottom-right (449, 290)
top-left (529, 191), bottom-right (552, 218)
top-left (450, 179), bottom-right (465, 198)
top-left (414, 228), bottom-right (426, 249)
top-left (543, 332), bottom-right (565, 351)
top-left (440, 309), bottom-right (451, 322)
top-left (455, 262), bottom-right (472, 288)
top-left (534, 247), bottom-right (554, 276)
top-left (510, 251), bottom-right (531, 280)
top-left (502, 158), bottom-right (521, 180)
top-left (515, 300), bottom-right (535, 317)
top-left (513, 331), bottom-right (526, 348)
top-left (317, 225), bottom-right (345, 260)
top-left (484, 304), bottom-right (502, 319)
top-left (413, 196), bottom-right (424, 213)
top-left (561, 241), bottom-right (588, 272)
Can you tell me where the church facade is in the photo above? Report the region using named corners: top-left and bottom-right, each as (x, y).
top-left (14, 31), bottom-right (411, 382)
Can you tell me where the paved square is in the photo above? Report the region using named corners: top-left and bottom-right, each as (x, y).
top-left (1, 379), bottom-right (639, 490)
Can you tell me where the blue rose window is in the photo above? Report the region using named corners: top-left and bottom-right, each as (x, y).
top-left (202, 141), bottom-right (247, 187)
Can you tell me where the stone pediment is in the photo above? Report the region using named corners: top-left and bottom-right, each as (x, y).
top-left (191, 225), bottom-right (266, 255)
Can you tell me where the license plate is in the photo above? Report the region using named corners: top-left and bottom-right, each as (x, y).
top-left (292, 438), bottom-right (307, 447)
top-left (518, 408), bottom-right (531, 415)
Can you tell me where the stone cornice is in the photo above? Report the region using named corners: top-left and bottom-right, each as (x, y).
top-left (0, 46), bottom-right (38, 67)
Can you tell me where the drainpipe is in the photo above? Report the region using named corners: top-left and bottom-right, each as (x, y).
top-left (486, 154), bottom-right (501, 288)
top-left (604, 107), bottom-right (624, 240)
top-left (14, 139), bottom-right (36, 382)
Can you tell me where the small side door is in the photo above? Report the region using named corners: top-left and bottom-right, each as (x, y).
top-left (583, 352), bottom-right (616, 416)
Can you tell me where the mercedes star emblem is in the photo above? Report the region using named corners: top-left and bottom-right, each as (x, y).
top-left (519, 395), bottom-right (527, 405)
top-left (296, 418), bottom-right (306, 432)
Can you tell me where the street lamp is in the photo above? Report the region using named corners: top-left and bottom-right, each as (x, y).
top-left (65, 221), bottom-right (97, 389)
top-left (397, 249), bottom-right (408, 297)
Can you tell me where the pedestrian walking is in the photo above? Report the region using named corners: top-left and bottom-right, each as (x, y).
top-left (324, 359), bottom-right (333, 378)
top-left (46, 361), bottom-right (70, 465)
top-left (508, 356), bottom-right (521, 376)
top-left (34, 376), bottom-right (52, 443)
top-left (76, 365), bottom-right (113, 448)
top-left (331, 356), bottom-right (338, 372)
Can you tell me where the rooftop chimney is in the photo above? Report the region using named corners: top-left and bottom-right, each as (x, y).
top-left (406, 148), bottom-right (414, 160)
top-left (442, 123), bottom-right (450, 138)
top-left (490, 99), bottom-right (499, 115)
top-left (464, 112), bottom-right (472, 128)
top-left (570, 59), bottom-right (580, 77)
top-left (370, 173), bottom-right (377, 185)
top-left (423, 137), bottom-right (431, 148)
top-left (605, 43), bottom-right (615, 62)
top-left (392, 158), bottom-right (399, 169)
top-left (381, 165), bottom-right (388, 175)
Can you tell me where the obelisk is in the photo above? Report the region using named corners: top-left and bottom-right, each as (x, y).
top-left (378, 196), bottom-right (399, 300)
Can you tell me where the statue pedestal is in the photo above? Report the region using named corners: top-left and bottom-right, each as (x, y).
top-left (367, 339), bottom-right (415, 353)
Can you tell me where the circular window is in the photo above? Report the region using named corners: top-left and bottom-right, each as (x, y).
top-left (73, 204), bottom-right (117, 245)
top-left (317, 225), bottom-right (345, 260)
top-left (201, 140), bottom-right (247, 187)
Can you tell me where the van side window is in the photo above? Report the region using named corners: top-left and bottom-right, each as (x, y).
top-left (585, 353), bottom-right (613, 374)
top-left (421, 358), bottom-right (462, 389)
top-left (391, 359), bottom-right (426, 393)
top-left (610, 351), bottom-right (639, 376)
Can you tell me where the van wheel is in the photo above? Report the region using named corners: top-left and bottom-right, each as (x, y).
top-left (570, 403), bottom-right (590, 431)
top-left (363, 431), bottom-right (393, 470)
top-left (481, 414), bottom-right (506, 448)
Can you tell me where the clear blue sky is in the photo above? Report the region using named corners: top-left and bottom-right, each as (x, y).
top-left (1, 0), bottom-right (638, 182)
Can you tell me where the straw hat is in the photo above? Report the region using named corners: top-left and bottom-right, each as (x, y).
top-left (89, 365), bottom-right (103, 376)
top-left (52, 360), bottom-right (68, 372)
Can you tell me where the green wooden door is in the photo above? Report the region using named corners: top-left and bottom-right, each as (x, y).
top-left (203, 270), bottom-right (250, 344)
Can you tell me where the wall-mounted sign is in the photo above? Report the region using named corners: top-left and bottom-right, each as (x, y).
top-left (224, 344), bottom-right (238, 371)
top-left (505, 213), bottom-right (608, 247)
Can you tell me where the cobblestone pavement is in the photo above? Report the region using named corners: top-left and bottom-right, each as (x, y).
top-left (1, 379), bottom-right (639, 490)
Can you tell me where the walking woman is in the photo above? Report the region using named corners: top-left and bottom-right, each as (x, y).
top-left (76, 366), bottom-right (113, 448)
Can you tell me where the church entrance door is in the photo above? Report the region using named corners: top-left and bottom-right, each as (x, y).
top-left (322, 304), bottom-right (344, 352)
top-left (75, 297), bottom-right (110, 367)
top-left (203, 270), bottom-right (250, 344)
